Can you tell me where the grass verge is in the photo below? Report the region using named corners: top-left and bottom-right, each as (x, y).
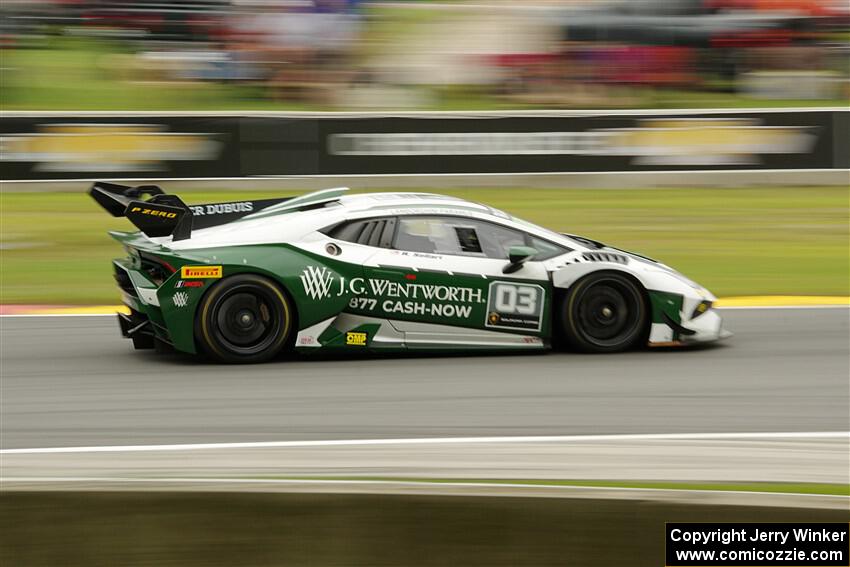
top-left (4, 491), bottom-right (847, 567)
top-left (1, 186), bottom-right (848, 304)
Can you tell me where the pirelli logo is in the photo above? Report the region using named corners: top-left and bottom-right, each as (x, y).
top-left (345, 332), bottom-right (368, 346)
top-left (180, 265), bottom-right (222, 279)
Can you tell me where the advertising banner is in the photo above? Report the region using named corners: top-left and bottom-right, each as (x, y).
top-left (0, 110), bottom-right (844, 180)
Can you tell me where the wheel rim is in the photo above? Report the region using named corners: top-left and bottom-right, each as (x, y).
top-left (574, 277), bottom-right (642, 348)
top-left (209, 283), bottom-right (285, 356)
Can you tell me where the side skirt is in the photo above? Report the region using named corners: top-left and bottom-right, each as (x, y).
top-left (294, 313), bottom-right (547, 353)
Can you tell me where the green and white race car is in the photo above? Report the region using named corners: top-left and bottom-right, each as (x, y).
top-left (91, 182), bottom-right (730, 363)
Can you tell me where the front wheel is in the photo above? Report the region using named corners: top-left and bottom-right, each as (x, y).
top-left (196, 274), bottom-right (293, 364)
top-left (558, 272), bottom-right (648, 353)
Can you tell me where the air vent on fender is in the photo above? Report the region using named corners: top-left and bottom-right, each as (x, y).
top-left (581, 252), bottom-right (628, 264)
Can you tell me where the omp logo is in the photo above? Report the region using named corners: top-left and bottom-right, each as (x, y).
top-left (299, 266), bottom-right (334, 300)
top-left (130, 206), bottom-right (177, 219)
top-left (345, 332), bottom-right (367, 346)
top-left (172, 291), bottom-right (189, 308)
top-left (180, 266), bottom-right (222, 279)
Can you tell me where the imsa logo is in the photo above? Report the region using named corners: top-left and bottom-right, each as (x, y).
top-left (345, 332), bottom-right (368, 346)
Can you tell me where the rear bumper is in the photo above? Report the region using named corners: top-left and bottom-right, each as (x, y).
top-left (117, 310), bottom-right (148, 338)
top-left (113, 260), bottom-right (176, 350)
top-left (117, 310), bottom-right (156, 349)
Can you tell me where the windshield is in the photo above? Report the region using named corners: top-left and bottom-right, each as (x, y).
top-left (507, 214), bottom-right (606, 249)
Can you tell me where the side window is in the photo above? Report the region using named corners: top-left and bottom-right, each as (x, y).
top-left (394, 217), bottom-right (528, 260)
top-left (475, 221), bottom-right (527, 259)
top-left (323, 217), bottom-right (396, 248)
top-left (528, 236), bottom-right (569, 260)
top-left (394, 217), bottom-right (463, 255)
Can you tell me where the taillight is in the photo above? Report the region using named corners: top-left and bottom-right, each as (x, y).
top-left (139, 253), bottom-right (176, 285)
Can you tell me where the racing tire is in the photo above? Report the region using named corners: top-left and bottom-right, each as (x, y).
top-left (558, 271), bottom-right (648, 353)
top-left (196, 274), bottom-right (293, 364)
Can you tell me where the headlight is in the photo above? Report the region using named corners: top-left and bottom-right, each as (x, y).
top-left (691, 300), bottom-right (713, 319)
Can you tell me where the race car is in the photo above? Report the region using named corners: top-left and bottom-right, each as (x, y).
top-left (91, 182), bottom-right (730, 363)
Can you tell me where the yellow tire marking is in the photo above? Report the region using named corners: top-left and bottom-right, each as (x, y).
top-left (199, 277), bottom-right (292, 360)
top-left (565, 278), bottom-right (588, 339)
top-left (200, 282), bottom-right (228, 359)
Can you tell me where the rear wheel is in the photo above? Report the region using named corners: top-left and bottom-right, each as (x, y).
top-left (196, 274), bottom-right (293, 364)
top-left (559, 272), bottom-right (647, 353)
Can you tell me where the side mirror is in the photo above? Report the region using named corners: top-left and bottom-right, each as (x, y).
top-left (503, 245), bottom-right (537, 274)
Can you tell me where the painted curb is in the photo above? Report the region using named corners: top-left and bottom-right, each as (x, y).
top-left (715, 296), bottom-right (850, 307)
top-left (0, 305), bottom-right (131, 315)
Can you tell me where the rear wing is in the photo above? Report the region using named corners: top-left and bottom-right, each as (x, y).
top-left (90, 182), bottom-right (194, 240)
top-left (89, 182), bottom-right (347, 241)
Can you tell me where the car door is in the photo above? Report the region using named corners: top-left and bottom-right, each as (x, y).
top-left (358, 215), bottom-right (554, 348)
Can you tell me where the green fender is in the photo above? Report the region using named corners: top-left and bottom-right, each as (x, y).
top-left (155, 244), bottom-right (360, 354)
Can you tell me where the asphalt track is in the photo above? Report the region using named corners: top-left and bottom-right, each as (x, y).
top-left (1, 308), bottom-right (848, 450)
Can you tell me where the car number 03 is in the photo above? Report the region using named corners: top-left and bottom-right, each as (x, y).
top-left (494, 284), bottom-right (538, 315)
top-left (486, 281), bottom-right (544, 331)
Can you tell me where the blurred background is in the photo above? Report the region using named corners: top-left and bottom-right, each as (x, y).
top-left (1, 4), bottom-right (848, 566)
top-left (1, 0), bottom-right (849, 110)
top-left (0, 0), bottom-right (847, 306)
